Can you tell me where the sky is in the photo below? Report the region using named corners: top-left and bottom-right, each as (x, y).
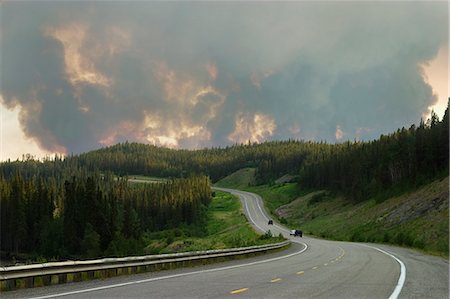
top-left (1, 1), bottom-right (448, 161)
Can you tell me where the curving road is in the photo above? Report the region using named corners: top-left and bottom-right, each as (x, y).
top-left (4, 188), bottom-right (448, 299)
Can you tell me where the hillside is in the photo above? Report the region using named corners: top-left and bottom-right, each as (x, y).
top-left (143, 191), bottom-right (283, 255)
top-left (215, 169), bottom-right (449, 257)
top-left (214, 168), bottom-right (256, 189)
top-left (215, 169), bottom-right (304, 215)
top-left (277, 176), bottom-right (448, 256)
top-left (1, 105), bottom-right (447, 261)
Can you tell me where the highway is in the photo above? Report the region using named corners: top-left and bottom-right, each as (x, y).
top-left (3, 188), bottom-right (448, 298)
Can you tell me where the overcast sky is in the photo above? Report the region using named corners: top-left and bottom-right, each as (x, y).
top-left (1, 1), bottom-right (448, 160)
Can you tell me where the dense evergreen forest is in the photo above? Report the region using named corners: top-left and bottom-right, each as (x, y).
top-left (72, 139), bottom-right (325, 183)
top-left (1, 103), bottom-right (447, 261)
top-left (70, 106), bottom-right (448, 198)
top-left (299, 109), bottom-right (449, 201)
top-left (0, 173), bottom-right (211, 259)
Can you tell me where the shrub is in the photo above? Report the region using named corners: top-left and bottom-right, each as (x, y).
top-left (395, 232), bottom-right (405, 245)
top-left (308, 191), bottom-right (332, 206)
top-left (260, 230), bottom-right (273, 240)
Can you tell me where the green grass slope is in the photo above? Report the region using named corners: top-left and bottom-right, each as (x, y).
top-left (143, 191), bottom-right (283, 254)
top-left (214, 168), bottom-right (256, 189)
top-left (214, 168), bottom-right (308, 217)
top-left (216, 169), bottom-right (449, 257)
top-left (278, 177), bottom-right (448, 257)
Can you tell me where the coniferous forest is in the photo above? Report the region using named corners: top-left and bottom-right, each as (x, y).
top-left (299, 110), bottom-right (449, 201)
top-left (1, 103), bottom-right (448, 261)
top-left (0, 172), bottom-right (211, 260)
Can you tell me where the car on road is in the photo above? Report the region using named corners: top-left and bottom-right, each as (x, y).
top-left (290, 229), bottom-right (303, 237)
top-left (268, 219), bottom-right (273, 225)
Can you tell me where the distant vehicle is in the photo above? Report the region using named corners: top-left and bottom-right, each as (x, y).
top-left (268, 219), bottom-right (273, 225)
top-left (290, 229), bottom-right (303, 237)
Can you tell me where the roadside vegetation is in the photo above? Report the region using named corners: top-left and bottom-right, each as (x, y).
top-left (215, 171), bottom-right (304, 221)
top-left (1, 103), bottom-right (447, 262)
top-left (214, 168), bottom-right (256, 190)
top-left (215, 169), bottom-right (448, 257)
top-left (143, 191), bottom-right (283, 254)
top-left (214, 169), bottom-right (306, 221)
top-left (0, 173), bottom-right (211, 263)
top-left (280, 177), bottom-right (449, 257)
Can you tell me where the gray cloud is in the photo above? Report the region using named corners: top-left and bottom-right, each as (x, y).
top-left (1, 2), bottom-right (447, 153)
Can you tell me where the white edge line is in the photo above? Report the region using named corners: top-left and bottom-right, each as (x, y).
top-left (217, 188), bottom-right (405, 298)
top-left (250, 191), bottom-right (290, 234)
top-left (214, 188), bottom-right (265, 233)
top-left (31, 188), bottom-right (308, 299)
top-left (29, 243), bottom-right (308, 299)
top-left (243, 191), bottom-right (287, 233)
top-left (217, 188), bottom-right (292, 236)
top-left (243, 194), bottom-right (265, 233)
top-left (253, 193), bottom-right (270, 221)
top-left (230, 189), bottom-right (288, 234)
top-left (233, 190), bottom-right (266, 233)
top-left (362, 245), bottom-right (406, 299)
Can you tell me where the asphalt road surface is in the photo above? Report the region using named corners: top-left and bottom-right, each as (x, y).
top-left (4, 188), bottom-right (448, 299)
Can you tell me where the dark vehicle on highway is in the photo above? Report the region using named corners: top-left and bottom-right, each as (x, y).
top-left (290, 229), bottom-right (303, 237)
top-left (268, 219), bottom-right (273, 225)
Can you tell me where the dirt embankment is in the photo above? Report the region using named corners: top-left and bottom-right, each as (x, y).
top-left (275, 191), bottom-right (321, 219)
top-left (378, 177), bottom-right (448, 227)
top-left (276, 177), bottom-right (448, 224)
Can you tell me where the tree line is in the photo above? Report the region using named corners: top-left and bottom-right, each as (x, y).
top-left (1, 103), bottom-right (447, 260)
top-left (70, 106), bottom-right (448, 196)
top-left (70, 140), bottom-right (329, 184)
top-left (299, 109), bottom-right (449, 201)
top-left (0, 172), bottom-right (211, 259)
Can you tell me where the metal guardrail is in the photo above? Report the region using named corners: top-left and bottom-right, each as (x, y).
top-left (0, 240), bottom-right (290, 290)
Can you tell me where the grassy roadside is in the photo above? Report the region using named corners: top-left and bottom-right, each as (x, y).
top-left (214, 168), bottom-right (306, 219)
top-left (214, 168), bottom-right (256, 190)
top-left (243, 183), bottom-right (309, 216)
top-left (143, 191), bottom-right (284, 254)
top-left (215, 169), bottom-right (449, 257)
top-left (279, 179), bottom-right (449, 257)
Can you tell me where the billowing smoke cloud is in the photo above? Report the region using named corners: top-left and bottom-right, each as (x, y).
top-left (1, 2), bottom-right (447, 154)
top-left (228, 112), bottom-right (276, 144)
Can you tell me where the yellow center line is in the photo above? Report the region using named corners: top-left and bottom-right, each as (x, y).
top-left (271, 278), bottom-right (282, 283)
top-left (230, 288), bottom-right (249, 294)
top-left (333, 247), bottom-right (346, 262)
top-left (297, 271), bottom-right (305, 275)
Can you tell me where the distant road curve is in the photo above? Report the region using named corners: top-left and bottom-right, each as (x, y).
top-left (4, 188), bottom-right (448, 299)
top-left (215, 187), bottom-right (448, 299)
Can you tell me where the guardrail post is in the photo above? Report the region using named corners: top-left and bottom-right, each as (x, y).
top-left (42, 275), bottom-right (51, 286)
top-left (58, 274), bottom-right (67, 284)
top-left (24, 277), bottom-right (33, 288)
top-left (1, 279), bottom-right (11, 291)
top-left (109, 268), bottom-right (117, 277)
top-left (119, 267), bottom-right (127, 275)
top-left (0, 241), bottom-right (291, 291)
top-left (6, 279), bottom-right (16, 291)
top-left (89, 271), bottom-right (96, 280)
top-left (73, 272), bottom-right (82, 282)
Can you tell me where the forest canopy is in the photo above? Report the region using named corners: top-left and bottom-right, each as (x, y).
top-left (1, 103), bottom-right (448, 260)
